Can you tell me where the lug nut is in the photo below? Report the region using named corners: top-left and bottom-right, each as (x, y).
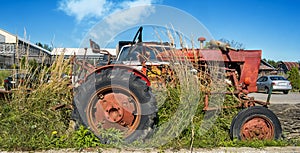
top-left (98, 94), bottom-right (104, 99)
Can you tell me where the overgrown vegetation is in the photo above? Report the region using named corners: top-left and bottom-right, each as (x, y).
top-left (0, 39), bottom-right (299, 151)
top-left (0, 55), bottom-right (73, 150)
top-left (0, 54), bottom-right (127, 151)
top-left (0, 57), bottom-right (298, 151)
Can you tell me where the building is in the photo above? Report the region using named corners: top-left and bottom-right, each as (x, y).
top-left (51, 47), bottom-right (116, 65)
top-left (0, 28), bottom-right (52, 68)
top-left (259, 60), bottom-right (277, 76)
top-left (278, 61), bottom-right (300, 74)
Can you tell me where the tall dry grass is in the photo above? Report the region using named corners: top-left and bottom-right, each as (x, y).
top-left (121, 29), bottom-right (223, 148)
top-left (0, 53), bottom-right (73, 150)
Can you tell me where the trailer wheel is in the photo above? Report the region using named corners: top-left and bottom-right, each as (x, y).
top-left (72, 68), bottom-right (157, 143)
top-left (230, 106), bottom-right (282, 140)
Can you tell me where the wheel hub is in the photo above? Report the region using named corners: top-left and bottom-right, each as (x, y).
top-left (98, 93), bottom-right (135, 124)
top-left (86, 85), bottom-right (143, 138)
top-left (241, 117), bottom-right (274, 140)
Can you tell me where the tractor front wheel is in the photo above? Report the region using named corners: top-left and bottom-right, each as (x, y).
top-left (230, 106), bottom-right (282, 140)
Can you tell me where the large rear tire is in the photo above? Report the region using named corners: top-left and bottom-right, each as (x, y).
top-left (230, 106), bottom-right (282, 140)
top-left (72, 68), bottom-right (157, 143)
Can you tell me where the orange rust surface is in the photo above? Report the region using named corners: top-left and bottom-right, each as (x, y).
top-left (157, 49), bottom-right (261, 93)
top-left (241, 117), bottom-right (274, 140)
top-left (97, 93), bottom-right (135, 126)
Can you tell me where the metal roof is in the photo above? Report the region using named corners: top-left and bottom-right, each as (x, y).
top-left (0, 28), bottom-right (52, 55)
top-left (260, 60), bottom-right (275, 70)
top-left (282, 62), bottom-right (299, 70)
top-left (18, 37), bottom-right (52, 55)
top-left (51, 48), bottom-right (116, 56)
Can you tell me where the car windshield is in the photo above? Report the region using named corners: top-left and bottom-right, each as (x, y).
top-left (270, 76), bottom-right (287, 81)
top-left (118, 45), bottom-right (171, 62)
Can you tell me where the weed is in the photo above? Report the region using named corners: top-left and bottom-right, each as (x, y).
top-left (72, 126), bottom-right (102, 148)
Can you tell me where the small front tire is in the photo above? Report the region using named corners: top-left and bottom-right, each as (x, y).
top-left (230, 106), bottom-right (282, 140)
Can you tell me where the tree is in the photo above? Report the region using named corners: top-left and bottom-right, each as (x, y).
top-left (35, 42), bottom-right (53, 52)
top-left (287, 67), bottom-right (300, 91)
top-left (218, 38), bottom-right (245, 50)
top-left (262, 58), bottom-right (280, 68)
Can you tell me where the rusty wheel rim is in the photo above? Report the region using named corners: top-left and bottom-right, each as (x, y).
top-left (86, 85), bottom-right (141, 138)
top-left (240, 116), bottom-right (274, 140)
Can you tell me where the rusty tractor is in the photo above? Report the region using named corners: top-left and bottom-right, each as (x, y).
top-left (72, 27), bottom-right (282, 143)
top-left (71, 36), bottom-right (157, 143)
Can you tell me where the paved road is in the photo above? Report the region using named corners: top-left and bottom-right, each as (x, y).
top-left (248, 92), bottom-right (300, 104)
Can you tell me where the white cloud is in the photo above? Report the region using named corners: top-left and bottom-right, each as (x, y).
top-left (58, 0), bottom-right (113, 22)
top-left (58, 0), bottom-right (157, 22)
top-left (105, 5), bottom-right (155, 28)
top-left (120, 0), bottom-right (153, 8)
top-left (58, 0), bottom-right (159, 47)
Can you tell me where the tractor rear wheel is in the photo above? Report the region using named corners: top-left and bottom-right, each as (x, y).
top-left (72, 68), bottom-right (157, 143)
top-left (230, 106), bottom-right (282, 140)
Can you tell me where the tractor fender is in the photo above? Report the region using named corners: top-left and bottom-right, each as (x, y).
top-left (86, 64), bottom-right (151, 86)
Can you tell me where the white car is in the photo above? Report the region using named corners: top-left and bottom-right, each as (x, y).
top-left (256, 75), bottom-right (292, 94)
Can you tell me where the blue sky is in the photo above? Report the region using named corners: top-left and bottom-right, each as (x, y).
top-left (0, 0), bottom-right (299, 61)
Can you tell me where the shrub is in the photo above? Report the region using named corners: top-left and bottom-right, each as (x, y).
top-left (287, 67), bottom-right (300, 91)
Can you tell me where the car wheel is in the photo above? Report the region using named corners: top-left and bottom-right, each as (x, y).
top-left (283, 90), bottom-right (289, 94)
